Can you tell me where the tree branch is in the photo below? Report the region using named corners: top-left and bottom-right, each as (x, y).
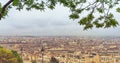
top-left (0, 0), bottom-right (13, 20)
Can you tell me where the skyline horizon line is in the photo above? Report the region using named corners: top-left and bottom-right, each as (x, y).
top-left (0, 35), bottom-right (119, 37)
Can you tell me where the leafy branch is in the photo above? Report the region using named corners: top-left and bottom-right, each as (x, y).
top-left (0, 0), bottom-right (13, 20)
top-left (0, 0), bottom-right (120, 30)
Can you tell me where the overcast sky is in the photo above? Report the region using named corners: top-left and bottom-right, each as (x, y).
top-left (0, 1), bottom-right (120, 37)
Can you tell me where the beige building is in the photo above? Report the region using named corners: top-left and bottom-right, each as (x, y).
top-left (85, 54), bottom-right (100, 63)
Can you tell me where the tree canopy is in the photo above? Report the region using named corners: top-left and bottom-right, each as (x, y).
top-left (0, 0), bottom-right (120, 30)
top-left (0, 46), bottom-right (23, 63)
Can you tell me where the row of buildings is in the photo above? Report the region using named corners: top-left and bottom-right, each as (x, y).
top-left (0, 36), bottom-right (120, 63)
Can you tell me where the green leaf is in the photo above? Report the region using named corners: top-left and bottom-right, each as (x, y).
top-left (109, 5), bottom-right (113, 8)
top-left (80, 0), bottom-right (86, 3)
top-left (104, 21), bottom-right (111, 28)
top-left (96, 0), bottom-right (101, 2)
top-left (97, 8), bottom-right (103, 13)
top-left (49, 0), bottom-right (57, 6)
top-left (29, 0), bottom-right (34, 5)
top-left (93, 20), bottom-right (104, 28)
top-left (13, 0), bottom-right (19, 6)
top-left (110, 19), bottom-right (119, 27)
top-left (87, 14), bottom-right (94, 21)
top-left (69, 13), bottom-right (79, 19)
top-left (31, 4), bottom-right (40, 10)
top-left (48, 5), bottom-right (55, 10)
top-left (16, 3), bottom-right (23, 11)
top-left (84, 23), bottom-right (93, 30)
top-left (79, 17), bottom-right (87, 25)
top-left (75, 9), bottom-right (83, 13)
top-left (0, 3), bottom-right (2, 12)
top-left (69, 1), bottom-right (76, 9)
top-left (116, 7), bottom-right (120, 13)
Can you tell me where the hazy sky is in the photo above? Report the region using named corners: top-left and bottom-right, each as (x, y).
top-left (0, 1), bottom-right (120, 36)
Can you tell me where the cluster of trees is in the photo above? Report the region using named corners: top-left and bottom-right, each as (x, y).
top-left (0, 46), bottom-right (23, 63)
top-left (0, 0), bottom-right (120, 30)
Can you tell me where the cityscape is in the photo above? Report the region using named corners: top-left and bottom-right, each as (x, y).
top-left (1, 0), bottom-right (120, 63)
top-left (0, 36), bottom-right (120, 63)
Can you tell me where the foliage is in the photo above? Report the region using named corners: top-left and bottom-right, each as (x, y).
top-left (31, 60), bottom-right (37, 63)
top-left (0, 0), bottom-right (120, 30)
top-left (11, 50), bottom-right (23, 63)
top-left (49, 56), bottom-right (59, 63)
top-left (0, 47), bottom-right (23, 63)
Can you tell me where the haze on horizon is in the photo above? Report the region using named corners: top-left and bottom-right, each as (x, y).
top-left (0, 2), bottom-right (120, 37)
